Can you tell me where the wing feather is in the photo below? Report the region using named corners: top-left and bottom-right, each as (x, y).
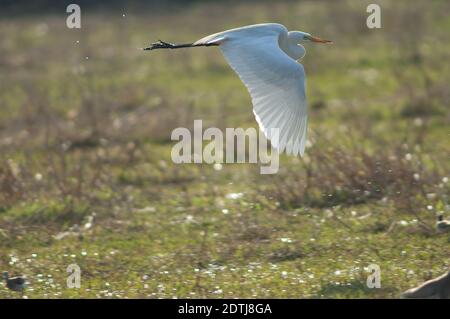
top-left (209, 24), bottom-right (308, 156)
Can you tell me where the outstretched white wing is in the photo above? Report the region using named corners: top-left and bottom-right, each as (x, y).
top-left (197, 24), bottom-right (307, 156)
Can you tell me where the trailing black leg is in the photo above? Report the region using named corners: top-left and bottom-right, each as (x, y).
top-left (143, 40), bottom-right (219, 50)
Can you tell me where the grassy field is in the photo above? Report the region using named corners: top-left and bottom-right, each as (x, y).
top-left (0, 0), bottom-right (449, 298)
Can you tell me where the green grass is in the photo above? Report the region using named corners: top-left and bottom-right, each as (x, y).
top-left (0, 0), bottom-right (449, 298)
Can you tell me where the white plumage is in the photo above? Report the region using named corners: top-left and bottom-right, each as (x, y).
top-left (146, 23), bottom-right (332, 156)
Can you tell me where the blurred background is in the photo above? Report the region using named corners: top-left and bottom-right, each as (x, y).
top-left (0, 0), bottom-right (449, 298)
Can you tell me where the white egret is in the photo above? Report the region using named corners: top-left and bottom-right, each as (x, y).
top-left (144, 23), bottom-right (332, 156)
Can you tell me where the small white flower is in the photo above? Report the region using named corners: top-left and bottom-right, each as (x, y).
top-left (413, 118), bottom-right (423, 127)
top-left (426, 193), bottom-right (436, 200)
top-left (226, 192), bottom-right (243, 200)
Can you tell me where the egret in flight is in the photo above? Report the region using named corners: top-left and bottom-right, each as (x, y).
top-left (144, 23), bottom-right (332, 156)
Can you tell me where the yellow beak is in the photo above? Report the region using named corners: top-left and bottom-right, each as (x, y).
top-left (306, 35), bottom-right (333, 44)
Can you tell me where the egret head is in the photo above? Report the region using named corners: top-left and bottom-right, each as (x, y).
top-left (289, 31), bottom-right (333, 44)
